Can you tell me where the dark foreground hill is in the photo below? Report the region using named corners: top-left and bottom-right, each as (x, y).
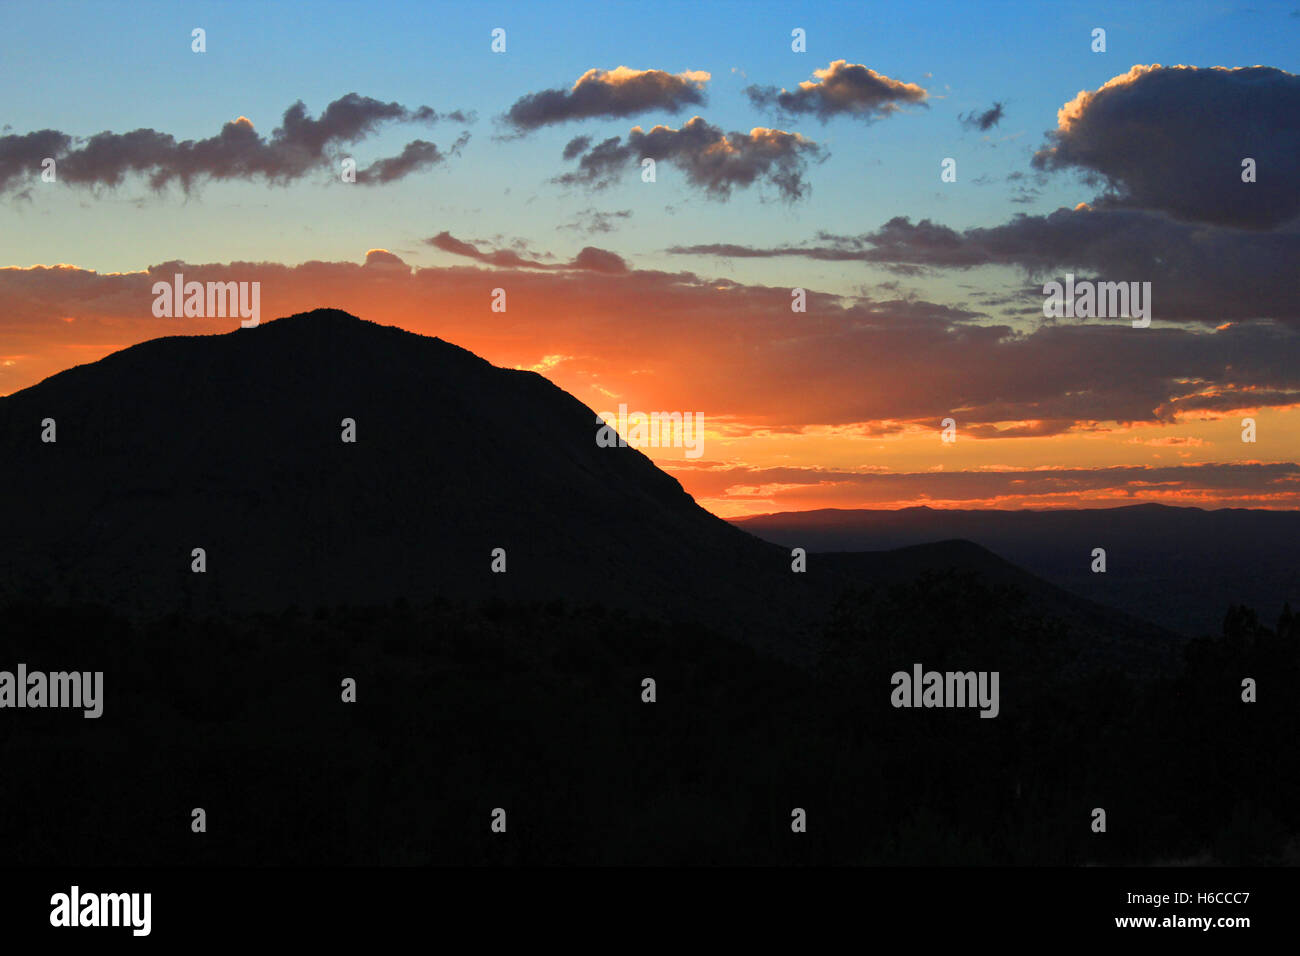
top-left (0, 309), bottom-right (1179, 668)
top-left (736, 505), bottom-right (1300, 638)
top-left (0, 310), bottom-right (1293, 865)
top-left (0, 309), bottom-right (819, 657)
top-left (816, 544), bottom-right (1186, 678)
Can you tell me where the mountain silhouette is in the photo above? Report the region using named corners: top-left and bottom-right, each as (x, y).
top-left (0, 308), bottom-right (1180, 670)
top-left (0, 310), bottom-right (808, 647)
top-left (0, 310), bottom-right (1291, 867)
top-left (735, 505), bottom-right (1300, 637)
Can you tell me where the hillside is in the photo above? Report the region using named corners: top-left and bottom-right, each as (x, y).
top-left (736, 505), bottom-right (1300, 637)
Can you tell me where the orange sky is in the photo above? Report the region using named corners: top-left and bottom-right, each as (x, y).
top-left (2, 252), bottom-right (1296, 517)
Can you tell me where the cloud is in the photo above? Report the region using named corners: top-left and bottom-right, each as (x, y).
top-left (3, 253), bottom-right (1298, 439)
top-left (558, 207), bottom-right (633, 235)
top-left (557, 116), bottom-right (823, 201)
top-left (502, 66), bottom-right (710, 132)
top-left (8, 253), bottom-right (1294, 512)
top-left (426, 232), bottom-right (627, 272)
top-left (362, 249), bottom-right (410, 271)
top-left (355, 132), bottom-right (470, 184)
top-left (959, 101), bottom-right (1005, 131)
top-left (668, 217), bottom-right (984, 267)
top-left (671, 461), bottom-right (1300, 510)
top-left (669, 205), bottom-right (1300, 325)
top-left (0, 130), bottom-right (72, 187)
top-left (0, 94), bottom-right (473, 195)
top-left (744, 60), bottom-right (927, 122)
top-left (1033, 65), bottom-right (1300, 229)
top-left (570, 246), bottom-right (629, 273)
top-left (561, 135), bottom-right (592, 160)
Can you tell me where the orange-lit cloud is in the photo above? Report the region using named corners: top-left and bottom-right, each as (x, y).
top-left (2, 253), bottom-right (1297, 513)
top-left (503, 66), bottom-right (710, 131)
top-left (1036, 65), bottom-right (1300, 228)
top-left (745, 60), bottom-right (928, 122)
top-left (4, 253), bottom-right (1298, 429)
top-left (666, 461), bottom-right (1300, 517)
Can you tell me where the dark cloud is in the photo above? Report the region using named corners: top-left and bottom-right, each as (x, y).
top-left (1033, 65), bottom-right (1300, 229)
top-left (557, 116), bottom-right (823, 201)
top-left (502, 67), bottom-right (709, 132)
top-left (355, 131), bottom-right (469, 185)
top-left (0, 130), bottom-right (72, 190)
top-left (559, 207), bottom-right (633, 234)
top-left (959, 101), bottom-right (1004, 131)
top-left (570, 246), bottom-right (629, 273)
top-left (427, 231), bottom-right (542, 268)
top-left (670, 205), bottom-right (1300, 325)
top-left (667, 242), bottom-right (799, 259)
top-left (561, 135), bottom-right (592, 160)
top-left (669, 218), bottom-right (982, 266)
top-left (744, 60), bottom-right (927, 122)
top-left (426, 231), bottom-right (626, 272)
top-left (0, 94), bottom-right (472, 194)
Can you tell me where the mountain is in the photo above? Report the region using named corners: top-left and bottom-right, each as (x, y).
top-left (0, 309), bottom-right (816, 654)
top-left (815, 543), bottom-right (1186, 678)
top-left (0, 309), bottom-right (1183, 668)
top-left (734, 505), bottom-right (1300, 637)
top-left (0, 310), bottom-right (1291, 866)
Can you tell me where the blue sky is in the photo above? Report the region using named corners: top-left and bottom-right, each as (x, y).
top-left (4, 0), bottom-right (1295, 294)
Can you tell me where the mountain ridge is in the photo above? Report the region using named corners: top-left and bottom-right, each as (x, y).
top-left (1, 309), bottom-right (1185, 669)
top-left (1, 309), bottom-right (816, 655)
top-left (735, 505), bottom-right (1300, 637)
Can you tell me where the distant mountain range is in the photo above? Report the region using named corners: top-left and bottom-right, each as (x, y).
top-left (735, 505), bottom-right (1300, 637)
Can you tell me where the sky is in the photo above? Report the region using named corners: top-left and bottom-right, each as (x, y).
top-left (1, 0), bottom-right (1298, 516)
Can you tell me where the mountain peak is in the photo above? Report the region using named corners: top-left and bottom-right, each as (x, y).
top-left (265, 307), bottom-right (368, 328)
top-left (0, 314), bottom-right (813, 652)
top-left (252, 307), bottom-right (436, 346)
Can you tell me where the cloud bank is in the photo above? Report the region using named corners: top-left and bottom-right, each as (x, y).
top-left (0, 94), bottom-right (473, 194)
